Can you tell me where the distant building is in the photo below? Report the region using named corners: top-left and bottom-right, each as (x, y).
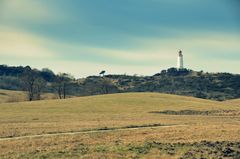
top-left (177, 50), bottom-right (184, 69)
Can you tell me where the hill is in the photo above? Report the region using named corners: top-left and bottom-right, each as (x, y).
top-left (1, 64), bottom-right (240, 101)
top-left (0, 89), bottom-right (27, 103)
top-left (0, 93), bottom-right (239, 158)
top-left (223, 98), bottom-right (240, 107)
top-left (0, 89), bottom-right (58, 103)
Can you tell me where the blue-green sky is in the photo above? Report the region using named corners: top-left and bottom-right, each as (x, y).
top-left (0, 0), bottom-right (239, 77)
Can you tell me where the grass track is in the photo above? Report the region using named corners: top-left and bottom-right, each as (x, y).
top-left (0, 124), bottom-right (185, 141)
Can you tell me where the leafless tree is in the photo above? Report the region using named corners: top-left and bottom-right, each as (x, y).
top-left (34, 77), bottom-right (46, 100)
top-left (54, 73), bottom-right (73, 99)
top-left (21, 68), bottom-right (46, 101)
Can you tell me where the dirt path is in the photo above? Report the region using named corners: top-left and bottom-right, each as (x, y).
top-left (0, 125), bottom-right (185, 141)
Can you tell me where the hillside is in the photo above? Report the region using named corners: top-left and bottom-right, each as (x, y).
top-left (0, 93), bottom-right (240, 158)
top-left (0, 92), bottom-right (238, 138)
top-left (0, 89), bottom-right (27, 103)
top-left (0, 89), bottom-right (58, 103)
top-left (1, 65), bottom-right (240, 101)
top-left (223, 99), bottom-right (240, 107)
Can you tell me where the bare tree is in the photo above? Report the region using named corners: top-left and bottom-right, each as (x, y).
top-left (34, 77), bottom-right (46, 100)
top-left (54, 76), bottom-right (63, 99)
top-left (54, 73), bottom-right (73, 99)
top-left (21, 68), bottom-right (45, 101)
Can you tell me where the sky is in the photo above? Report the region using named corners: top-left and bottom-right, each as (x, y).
top-left (0, 0), bottom-right (239, 77)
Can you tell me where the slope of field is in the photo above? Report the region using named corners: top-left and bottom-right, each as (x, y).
top-left (0, 89), bottom-right (58, 103)
top-left (223, 99), bottom-right (240, 107)
top-left (0, 89), bottom-right (27, 103)
top-left (0, 93), bottom-right (239, 158)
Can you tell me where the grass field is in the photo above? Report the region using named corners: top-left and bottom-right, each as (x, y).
top-left (0, 89), bottom-right (58, 103)
top-left (223, 99), bottom-right (240, 107)
top-left (0, 89), bottom-right (27, 103)
top-left (0, 92), bottom-right (239, 158)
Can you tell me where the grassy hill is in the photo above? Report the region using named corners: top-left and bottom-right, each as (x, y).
top-left (0, 89), bottom-right (58, 103)
top-left (0, 93), bottom-right (239, 158)
top-left (223, 98), bottom-right (240, 107)
top-left (0, 89), bottom-right (27, 103)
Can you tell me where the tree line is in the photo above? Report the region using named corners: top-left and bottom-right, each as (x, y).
top-left (1, 65), bottom-right (240, 101)
top-left (7, 65), bottom-right (74, 101)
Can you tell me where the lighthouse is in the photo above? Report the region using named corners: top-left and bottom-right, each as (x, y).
top-left (177, 50), bottom-right (184, 69)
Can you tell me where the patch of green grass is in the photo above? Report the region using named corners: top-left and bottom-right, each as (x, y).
top-left (123, 123), bottom-right (164, 129)
top-left (82, 123), bottom-right (166, 133)
top-left (150, 110), bottom-right (216, 115)
top-left (15, 144), bottom-right (89, 159)
top-left (1, 139), bottom-right (240, 159)
top-left (150, 109), bottom-right (238, 116)
top-left (124, 141), bottom-right (240, 159)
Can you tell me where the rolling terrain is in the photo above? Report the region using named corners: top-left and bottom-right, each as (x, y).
top-left (0, 89), bottom-right (27, 103)
top-left (223, 99), bottom-right (240, 107)
top-left (0, 89), bottom-right (58, 103)
top-left (1, 65), bottom-right (240, 101)
top-left (0, 93), bottom-right (240, 158)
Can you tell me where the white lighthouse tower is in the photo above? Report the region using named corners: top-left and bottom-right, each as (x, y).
top-left (177, 50), bottom-right (184, 69)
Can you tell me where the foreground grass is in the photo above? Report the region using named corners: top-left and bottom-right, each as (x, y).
top-left (1, 140), bottom-right (240, 159)
top-left (1, 129), bottom-right (240, 159)
top-left (0, 92), bottom-right (240, 158)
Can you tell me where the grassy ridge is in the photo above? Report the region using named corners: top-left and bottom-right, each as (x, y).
top-left (224, 99), bottom-right (240, 107)
top-left (0, 93), bottom-right (239, 158)
top-left (0, 92), bottom-right (239, 138)
top-left (0, 89), bottom-right (27, 103)
top-left (0, 89), bottom-right (58, 103)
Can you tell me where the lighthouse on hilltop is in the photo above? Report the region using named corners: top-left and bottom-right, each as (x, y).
top-left (177, 50), bottom-right (184, 69)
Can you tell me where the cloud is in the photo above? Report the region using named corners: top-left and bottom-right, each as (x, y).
top-left (131, 31), bottom-right (240, 62)
top-left (0, 27), bottom-right (56, 59)
top-left (0, 24), bottom-right (239, 77)
top-left (84, 47), bottom-right (176, 64)
top-left (0, 0), bottom-right (64, 23)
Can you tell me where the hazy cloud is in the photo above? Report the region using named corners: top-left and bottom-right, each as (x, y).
top-left (0, 0), bottom-right (239, 77)
top-left (0, 27), bottom-right (56, 59)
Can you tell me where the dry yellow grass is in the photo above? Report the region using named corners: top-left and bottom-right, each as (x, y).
top-left (223, 98), bottom-right (240, 107)
top-left (0, 92), bottom-right (239, 138)
top-left (0, 92), bottom-right (239, 158)
top-left (0, 89), bottom-right (58, 103)
top-left (0, 89), bottom-right (27, 103)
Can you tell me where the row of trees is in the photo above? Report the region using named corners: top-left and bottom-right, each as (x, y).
top-left (1, 65), bottom-right (240, 101)
top-left (21, 67), bottom-right (73, 101)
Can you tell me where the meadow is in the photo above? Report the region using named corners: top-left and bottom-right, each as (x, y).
top-left (0, 89), bottom-right (58, 103)
top-left (0, 92), bottom-right (239, 158)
